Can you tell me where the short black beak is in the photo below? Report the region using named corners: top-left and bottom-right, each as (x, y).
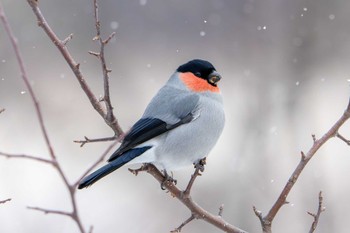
top-left (208, 70), bottom-right (222, 85)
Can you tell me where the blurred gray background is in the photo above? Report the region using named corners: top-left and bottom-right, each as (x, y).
top-left (1, 0), bottom-right (350, 232)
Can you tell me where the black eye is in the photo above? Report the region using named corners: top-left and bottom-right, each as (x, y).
top-left (195, 72), bottom-right (202, 77)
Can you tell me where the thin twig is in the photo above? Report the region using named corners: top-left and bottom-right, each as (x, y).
top-left (73, 135), bottom-right (118, 147)
top-left (0, 198), bottom-right (11, 204)
top-left (171, 214), bottom-right (196, 233)
top-left (183, 166), bottom-right (202, 197)
top-left (0, 152), bottom-right (53, 164)
top-left (92, 0), bottom-right (118, 128)
top-left (26, 0), bottom-right (123, 136)
top-left (254, 99), bottom-right (350, 233)
top-left (308, 191), bottom-right (325, 233)
top-left (73, 140), bottom-right (119, 188)
top-left (336, 132), bottom-right (350, 146)
top-left (27, 206), bottom-right (72, 217)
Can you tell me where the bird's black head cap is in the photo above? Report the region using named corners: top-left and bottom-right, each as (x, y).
top-left (177, 59), bottom-right (217, 81)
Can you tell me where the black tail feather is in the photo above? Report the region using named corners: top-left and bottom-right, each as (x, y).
top-left (78, 146), bottom-right (151, 189)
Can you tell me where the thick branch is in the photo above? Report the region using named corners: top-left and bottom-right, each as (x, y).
top-left (255, 100), bottom-right (350, 233)
top-left (144, 164), bottom-right (247, 233)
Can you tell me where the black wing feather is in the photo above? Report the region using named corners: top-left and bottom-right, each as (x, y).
top-left (108, 113), bottom-right (193, 162)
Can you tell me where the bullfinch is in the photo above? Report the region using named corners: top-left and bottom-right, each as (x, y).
top-left (78, 59), bottom-right (225, 189)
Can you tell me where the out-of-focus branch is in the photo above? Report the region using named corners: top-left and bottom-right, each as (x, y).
top-left (0, 152), bottom-right (53, 164)
top-left (74, 0), bottom-right (120, 147)
top-left (27, 206), bottom-right (73, 217)
top-left (73, 136), bottom-right (118, 147)
top-left (336, 132), bottom-right (350, 146)
top-left (0, 108), bottom-right (4, 114)
top-left (254, 99), bottom-right (350, 233)
top-left (26, 0), bottom-right (123, 137)
top-left (0, 198), bottom-right (11, 204)
top-left (130, 164), bottom-right (248, 233)
top-left (0, 3), bottom-right (94, 233)
top-left (91, 0), bottom-right (116, 124)
top-left (307, 191), bottom-right (325, 233)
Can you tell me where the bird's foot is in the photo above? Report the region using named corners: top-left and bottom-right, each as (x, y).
top-left (194, 157), bottom-right (206, 173)
top-left (161, 170), bottom-right (177, 190)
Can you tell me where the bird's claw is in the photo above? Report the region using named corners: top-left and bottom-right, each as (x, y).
top-left (194, 157), bottom-right (206, 173)
top-left (161, 170), bottom-right (177, 190)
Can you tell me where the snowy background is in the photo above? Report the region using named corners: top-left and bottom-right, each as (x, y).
top-left (1, 0), bottom-right (350, 232)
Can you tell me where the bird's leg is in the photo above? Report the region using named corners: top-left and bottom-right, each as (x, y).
top-left (161, 170), bottom-right (177, 190)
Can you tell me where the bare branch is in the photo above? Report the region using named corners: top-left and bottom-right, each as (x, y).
top-left (183, 165), bottom-right (202, 197)
top-left (1, 3), bottom-right (87, 232)
top-left (0, 151), bottom-right (53, 164)
top-left (92, 0), bottom-right (119, 129)
top-left (73, 140), bottom-right (119, 188)
top-left (171, 214), bottom-right (195, 233)
top-left (26, 0), bottom-right (123, 136)
top-left (336, 132), bottom-right (350, 146)
top-left (0, 198), bottom-right (11, 204)
top-left (255, 100), bottom-right (350, 233)
top-left (144, 164), bottom-right (247, 233)
top-left (308, 191), bottom-right (325, 233)
top-left (0, 108), bottom-right (4, 114)
top-left (74, 135), bottom-right (118, 147)
top-left (27, 206), bottom-right (72, 218)
top-left (62, 33), bottom-right (73, 45)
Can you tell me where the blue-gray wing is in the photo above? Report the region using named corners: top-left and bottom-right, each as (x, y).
top-left (107, 114), bottom-right (193, 162)
top-left (108, 87), bottom-right (200, 162)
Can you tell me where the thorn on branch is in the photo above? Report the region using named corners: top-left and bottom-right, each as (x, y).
top-left (312, 134), bottom-right (317, 142)
top-left (336, 133), bottom-right (350, 146)
top-left (62, 33), bottom-right (73, 45)
top-left (218, 204), bottom-right (224, 217)
top-left (75, 63), bottom-right (80, 69)
top-left (0, 198), bottom-right (11, 204)
top-left (300, 151), bottom-right (306, 161)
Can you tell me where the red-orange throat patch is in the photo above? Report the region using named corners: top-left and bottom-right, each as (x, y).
top-left (180, 72), bottom-right (220, 93)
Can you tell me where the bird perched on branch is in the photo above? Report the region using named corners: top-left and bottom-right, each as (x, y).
top-left (78, 59), bottom-right (225, 189)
